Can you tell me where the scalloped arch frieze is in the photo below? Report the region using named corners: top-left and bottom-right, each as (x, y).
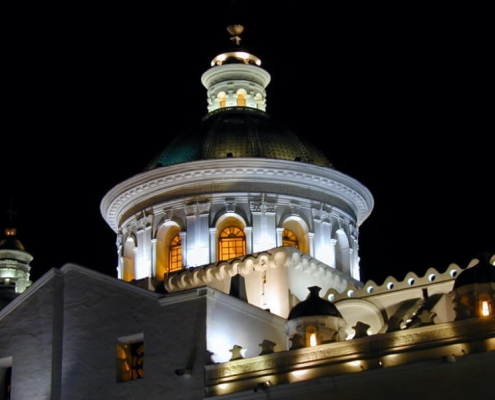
top-left (164, 247), bottom-right (362, 300)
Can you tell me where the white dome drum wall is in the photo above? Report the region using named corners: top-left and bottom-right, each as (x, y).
top-left (100, 25), bottom-right (374, 319)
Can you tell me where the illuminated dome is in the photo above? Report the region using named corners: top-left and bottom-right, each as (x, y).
top-left (145, 107), bottom-right (334, 170)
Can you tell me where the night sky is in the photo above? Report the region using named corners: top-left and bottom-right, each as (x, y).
top-left (3, 1), bottom-right (493, 285)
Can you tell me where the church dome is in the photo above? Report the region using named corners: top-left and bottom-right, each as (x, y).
top-left (288, 286), bottom-right (343, 320)
top-left (144, 24), bottom-right (334, 172)
top-left (0, 228), bottom-right (26, 251)
top-left (144, 107), bottom-right (334, 170)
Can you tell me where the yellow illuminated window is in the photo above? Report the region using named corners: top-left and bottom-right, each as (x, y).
top-left (282, 229), bottom-right (298, 248)
top-left (116, 340), bottom-right (144, 382)
top-left (237, 93), bottom-right (246, 106)
top-left (305, 326), bottom-right (318, 347)
top-left (479, 298), bottom-right (492, 317)
top-left (236, 89), bottom-right (247, 107)
top-left (169, 234), bottom-right (182, 272)
top-left (217, 91), bottom-right (226, 108)
top-left (219, 226), bottom-right (246, 261)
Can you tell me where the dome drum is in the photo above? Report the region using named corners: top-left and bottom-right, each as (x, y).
top-left (103, 158), bottom-right (373, 233)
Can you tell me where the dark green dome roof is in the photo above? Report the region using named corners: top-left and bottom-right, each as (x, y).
top-left (453, 252), bottom-right (495, 289)
top-left (0, 228), bottom-right (25, 251)
top-left (145, 107), bottom-right (334, 170)
top-left (288, 286), bottom-right (343, 320)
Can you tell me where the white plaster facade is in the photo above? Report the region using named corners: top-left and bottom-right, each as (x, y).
top-left (1, 258), bottom-right (494, 399)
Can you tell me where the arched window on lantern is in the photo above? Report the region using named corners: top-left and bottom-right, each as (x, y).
top-left (236, 88), bottom-right (247, 106)
top-left (217, 91), bottom-right (227, 108)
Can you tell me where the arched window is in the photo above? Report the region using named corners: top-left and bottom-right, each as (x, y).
top-left (122, 236), bottom-right (136, 282)
top-left (168, 234), bottom-right (182, 272)
top-left (156, 221), bottom-right (182, 280)
top-left (254, 93), bottom-right (263, 109)
top-left (282, 228), bottom-right (298, 248)
top-left (236, 89), bottom-right (247, 106)
top-left (217, 91), bottom-right (227, 108)
top-left (305, 325), bottom-right (319, 347)
top-left (218, 226), bottom-right (245, 261)
top-left (282, 217), bottom-right (309, 253)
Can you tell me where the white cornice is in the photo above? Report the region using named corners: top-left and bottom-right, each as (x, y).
top-left (201, 63), bottom-right (271, 89)
top-left (100, 158), bottom-right (374, 233)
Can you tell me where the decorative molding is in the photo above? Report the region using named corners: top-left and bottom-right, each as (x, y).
top-left (164, 246), bottom-right (361, 294)
top-left (198, 201), bottom-right (211, 214)
top-left (250, 200), bottom-right (276, 213)
top-left (117, 232), bottom-right (123, 247)
top-left (290, 201), bottom-right (300, 216)
top-left (204, 317), bottom-right (495, 396)
top-left (225, 198), bottom-right (236, 213)
top-left (312, 207), bottom-right (331, 221)
top-left (163, 209), bottom-right (173, 221)
top-left (100, 159), bottom-right (374, 233)
top-left (185, 200), bottom-right (211, 216)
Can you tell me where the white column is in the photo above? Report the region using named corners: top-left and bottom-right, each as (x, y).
top-left (250, 200), bottom-right (277, 252)
top-left (308, 232), bottom-right (314, 257)
top-left (151, 238), bottom-right (157, 278)
top-left (330, 238), bottom-right (337, 269)
top-left (132, 247), bottom-right (138, 278)
top-left (185, 202), bottom-right (210, 267)
top-left (180, 232), bottom-right (187, 267)
top-left (245, 226), bottom-right (253, 254)
top-left (209, 227), bottom-right (216, 263)
top-left (276, 227), bottom-right (284, 247)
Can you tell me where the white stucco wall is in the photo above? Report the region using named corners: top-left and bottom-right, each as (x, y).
top-left (0, 269), bottom-right (63, 400)
top-left (206, 289), bottom-right (287, 363)
top-left (1, 265), bottom-right (212, 400)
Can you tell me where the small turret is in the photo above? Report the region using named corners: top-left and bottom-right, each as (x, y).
top-left (0, 227), bottom-right (33, 309)
top-left (285, 286), bottom-right (348, 348)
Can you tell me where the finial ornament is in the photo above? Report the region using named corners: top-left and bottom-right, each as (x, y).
top-left (227, 24), bottom-right (244, 46)
top-left (4, 197), bottom-right (18, 223)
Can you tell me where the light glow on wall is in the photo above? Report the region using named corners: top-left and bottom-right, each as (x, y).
top-left (187, 246), bottom-right (209, 267)
top-left (481, 301), bottom-right (490, 316)
top-left (289, 369), bottom-right (310, 381)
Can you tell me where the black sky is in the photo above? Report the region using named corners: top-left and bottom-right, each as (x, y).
top-left (3, 1), bottom-right (493, 285)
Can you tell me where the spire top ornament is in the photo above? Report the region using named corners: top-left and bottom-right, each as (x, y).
top-left (227, 24), bottom-right (244, 46)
